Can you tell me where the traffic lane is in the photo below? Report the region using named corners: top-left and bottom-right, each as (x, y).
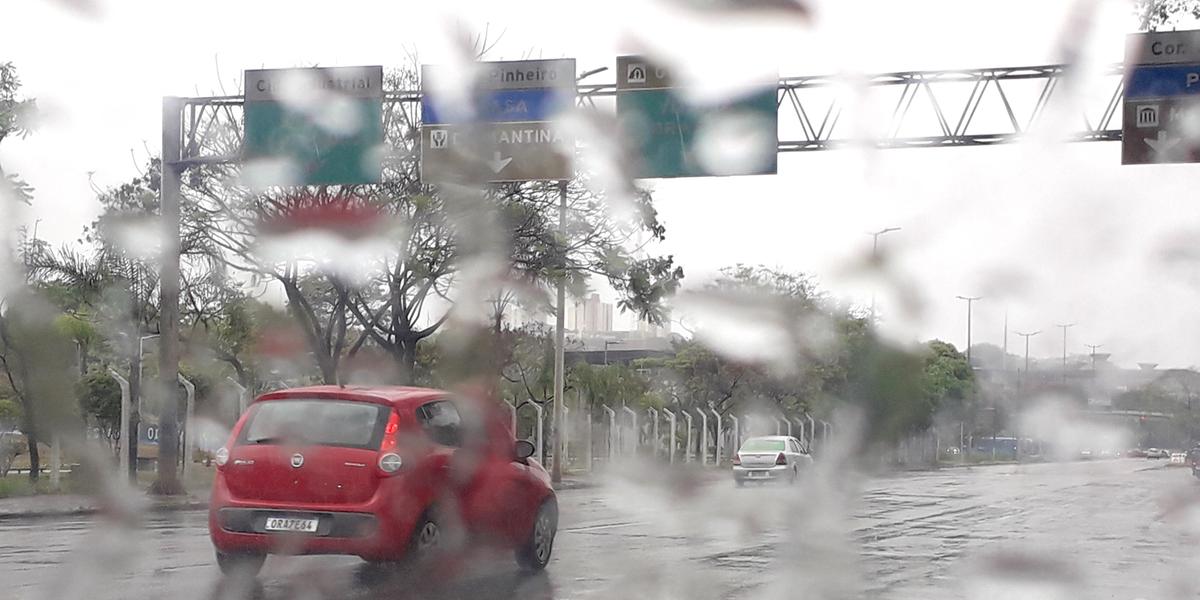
top-left (2, 487), bottom-right (650, 600)
top-left (4, 459), bottom-right (1200, 600)
top-left (852, 459), bottom-right (1200, 600)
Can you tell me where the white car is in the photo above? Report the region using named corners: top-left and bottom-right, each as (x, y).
top-left (732, 435), bottom-right (813, 486)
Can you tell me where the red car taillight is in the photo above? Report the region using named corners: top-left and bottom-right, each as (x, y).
top-left (775, 453), bottom-right (787, 466)
top-left (732, 454), bottom-right (741, 466)
top-left (377, 410), bottom-right (403, 475)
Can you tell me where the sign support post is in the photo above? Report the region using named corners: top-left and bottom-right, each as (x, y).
top-left (552, 180), bottom-right (567, 484)
top-left (154, 96), bottom-right (184, 495)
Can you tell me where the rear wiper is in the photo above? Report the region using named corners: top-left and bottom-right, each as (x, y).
top-left (248, 436), bottom-right (288, 444)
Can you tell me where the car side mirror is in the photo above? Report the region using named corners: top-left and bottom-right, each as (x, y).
top-left (514, 439), bottom-right (535, 461)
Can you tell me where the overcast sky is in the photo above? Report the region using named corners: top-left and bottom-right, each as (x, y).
top-left (2, 0), bottom-right (1198, 368)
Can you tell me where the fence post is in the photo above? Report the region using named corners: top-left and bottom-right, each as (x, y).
top-left (683, 411), bottom-right (694, 463)
top-left (652, 408), bottom-right (662, 453)
top-left (698, 409), bottom-right (708, 466)
top-left (602, 405), bottom-right (617, 461)
top-left (226, 376), bottom-right (248, 419)
top-left (730, 415), bottom-right (741, 455)
top-left (585, 404), bottom-right (593, 472)
top-left (536, 403), bottom-right (545, 464)
top-left (49, 435), bottom-right (61, 490)
top-left (178, 374), bottom-right (195, 479)
top-left (504, 400), bottom-right (517, 439)
top-left (709, 409), bottom-right (723, 465)
top-left (622, 405), bottom-right (638, 455)
top-left (110, 369), bottom-right (130, 477)
top-left (662, 408), bottom-right (676, 464)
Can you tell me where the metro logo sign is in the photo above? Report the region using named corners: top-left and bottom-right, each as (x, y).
top-left (615, 56), bottom-right (777, 179)
top-left (1123, 31), bottom-right (1200, 165)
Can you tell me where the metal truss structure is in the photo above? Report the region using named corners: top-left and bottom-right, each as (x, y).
top-left (178, 63), bottom-right (1127, 166)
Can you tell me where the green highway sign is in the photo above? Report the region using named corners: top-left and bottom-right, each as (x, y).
top-left (420, 59), bottom-right (576, 183)
top-left (244, 66), bottom-right (384, 186)
top-left (616, 56), bottom-right (777, 179)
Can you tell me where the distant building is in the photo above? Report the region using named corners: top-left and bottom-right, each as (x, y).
top-left (636, 311), bottom-right (670, 338)
top-left (568, 293), bottom-right (613, 333)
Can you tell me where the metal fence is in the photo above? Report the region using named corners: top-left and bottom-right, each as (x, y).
top-left (505, 398), bottom-right (834, 469)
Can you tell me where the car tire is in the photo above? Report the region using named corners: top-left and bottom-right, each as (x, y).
top-left (407, 510), bottom-right (444, 563)
top-left (789, 468), bottom-right (798, 485)
top-left (735, 479), bottom-right (745, 488)
top-left (516, 499), bottom-right (557, 572)
top-left (215, 551), bottom-right (265, 577)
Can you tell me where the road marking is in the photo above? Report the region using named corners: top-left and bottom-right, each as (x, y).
top-left (561, 520), bottom-right (643, 533)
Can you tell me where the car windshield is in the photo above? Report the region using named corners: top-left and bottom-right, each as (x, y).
top-left (15, 3), bottom-right (1200, 599)
top-left (239, 400), bottom-right (388, 450)
top-left (740, 439), bottom-right (785, 453)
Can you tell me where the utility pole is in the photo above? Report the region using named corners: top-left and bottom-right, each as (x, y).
top-left (551, 180), bottom-right (567, 484)
top-left (152, 96), bottom-right (184, 495)
top-left (1014, 330), bottom-right (1041, 461)
top-left (1055, 323), bottom-right (1074, 385)
top-left (866, 227), bottom-right (900, 321)
top-left (956, 295), bottom-right (982, 366)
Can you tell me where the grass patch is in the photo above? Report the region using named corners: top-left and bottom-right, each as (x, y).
top-left (0, 472), bottom-right (91, 498)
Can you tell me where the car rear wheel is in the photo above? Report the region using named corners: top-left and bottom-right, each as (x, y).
top-left (408, 512), bottom-right (443, 562)
top-left (215, 551), bottom-right (265, 578)
top-left (516, 500), bottom-right (557, 571)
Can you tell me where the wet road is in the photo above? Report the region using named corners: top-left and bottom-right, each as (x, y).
top-left (3, 459), bottom-right (1198, 600)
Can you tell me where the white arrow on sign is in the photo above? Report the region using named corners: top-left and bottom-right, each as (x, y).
top-left (1145, 130), bottom-right (1181, 157)
top-left (487, 151), bottom-right (513, 173)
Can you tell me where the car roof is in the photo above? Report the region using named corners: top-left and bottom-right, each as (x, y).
top-left (255, 385), bottom-right (447, 410)
top-left (743, 435), bottom-right (795, 441)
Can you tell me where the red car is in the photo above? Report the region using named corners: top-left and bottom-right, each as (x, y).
top-left (208, 386), bottom-right (557, 576)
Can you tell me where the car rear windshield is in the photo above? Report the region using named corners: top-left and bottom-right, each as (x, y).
top-left (740, 439), bottom-right (785, 453)
top-left (238, 399), bottom-right (389, 450)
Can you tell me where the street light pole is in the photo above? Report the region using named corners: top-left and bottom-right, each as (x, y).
top-left (867, 227), bottom-right (901, 321)
top-left (1014, 330), bottom-right (1041, 460)
top-left (1086, 343), bottom-right (1103, 371)
top-left (1055, 323), bottom-right (1074, 385)
top-left (956, 295), bottom-right (982, 366)
top-left (551, 180), bottom-right (567, 485)
top-left (604, 340), bottom-right (622, 366)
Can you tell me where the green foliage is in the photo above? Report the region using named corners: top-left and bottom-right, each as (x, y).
top-left (922, 340), bottom-right (975, 417)
top-left (77, 371), bottom-right (121, 441)
top-left (0, 62), bottom-right (36, 143)
top-left (1135, 0), bottom-right (1200, 31)
top-left (0, 398), bottom-right (20, 430)
top-left (0, 62), bottom-right (35, 206)
top-left (638, 266), bottom-right (979, 447)
top-left (569, 362), bottom-right (656, 414)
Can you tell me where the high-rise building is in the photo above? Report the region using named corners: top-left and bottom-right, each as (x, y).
top-left (568, 293), bottom-right (613, 333)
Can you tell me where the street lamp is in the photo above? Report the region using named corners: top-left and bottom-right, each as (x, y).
top-left (867, 227), bottom-right (901, 321)
top-left (1014, 329), bottom-right (1041, 461)
top-left (1054, 323), bottom-right (1074, 385)
top-left (956, 295), bottom-right (982, 367)
top-left (1086, 343), bottom-right (1103, 371)
top-left (604, 340), bottom-right (623, 366)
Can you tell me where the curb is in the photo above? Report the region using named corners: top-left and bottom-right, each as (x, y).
top-left (0, 496), bottom-right (209, 521)
top-left (554, 478), bottom-right (596, 491)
